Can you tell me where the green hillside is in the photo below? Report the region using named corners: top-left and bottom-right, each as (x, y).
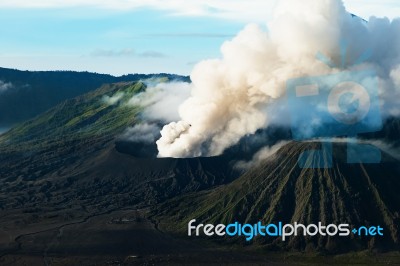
top-left (0, 81), bottom-right (145, 152)
top-left (0, 81), bottom-right (152, 185)
top-left (0, 67), bottom-right (188, 127)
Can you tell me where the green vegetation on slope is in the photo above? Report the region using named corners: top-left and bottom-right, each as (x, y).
top-left (0, 81), bottom-right (145, 152)
top-left (0, 67), bottom-right (189, 126)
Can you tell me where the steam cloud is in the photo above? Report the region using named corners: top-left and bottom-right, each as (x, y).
top-left (121, 80), bottom-right (191, 145)
top-left (102, 92), bottom-right (124, 105)
top-left (128, 81), bottom-right (191, 122)
top-left (234, 141), bottom-right (290, 170)
top-left (0, 80), bottom-right (13, 93)
top-left (156, 0), bottom-right (400, 158)
top-left (120, 123), bottom-right (161, 143)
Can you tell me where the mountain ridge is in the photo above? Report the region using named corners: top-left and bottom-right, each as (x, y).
top-left (0, 67), bottom-right (189, 127)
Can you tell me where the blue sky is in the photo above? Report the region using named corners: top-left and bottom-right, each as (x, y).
top-left (0, 0), bottom-right (397, 75)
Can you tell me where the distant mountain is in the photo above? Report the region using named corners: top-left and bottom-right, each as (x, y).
top-left (153, 141), bottom-right (400, 253)
top-left (0, 67), bottom-right (188, 127)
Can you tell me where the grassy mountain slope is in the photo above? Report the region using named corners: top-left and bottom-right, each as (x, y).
top-left (0, 79), bottom-right (235, 255)
top-left (0, 67), bottom-right (188, 127)
top-left (0, 81), bottom-right (144, 180)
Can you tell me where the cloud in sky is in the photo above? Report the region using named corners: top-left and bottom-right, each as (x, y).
top-left (90, 48), bottom-right (166, 58)
top-left (91, 48), bottom-right (136, 57)
top-left (0, 0), bottom-right (398, 76)
top-left (0, 0), bottom-right (398, 21)
top-left (142, 33), bottom-right (235, 39)
top-left (0, 0), bottom-right (277, 21)
top-left (139, 51), bottom-right (166, 58)
top-left (343, 0), bottom-right (400, 20)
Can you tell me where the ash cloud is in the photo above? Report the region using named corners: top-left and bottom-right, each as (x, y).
top-left (156, 0), bottom-right (400, 158)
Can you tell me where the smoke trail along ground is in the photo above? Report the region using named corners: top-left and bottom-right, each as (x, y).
top-left (156, 0), bottom-right (400, 158)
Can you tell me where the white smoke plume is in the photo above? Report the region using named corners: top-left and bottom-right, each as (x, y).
top-left (120, 123), bottom-right (161, 143)
top-left (157, 0), bottom-right (400, 158)
top-left (128, 81), bottom-right (191, 122)
top-left (117, 80), bottom-right (190, 145)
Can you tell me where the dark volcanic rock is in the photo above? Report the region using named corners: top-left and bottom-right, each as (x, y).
top-left (153, 141), bottom-right (400, 253)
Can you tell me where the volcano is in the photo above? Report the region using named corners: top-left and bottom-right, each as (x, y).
top-left (0, 74), bottom-right (399, 264)
top-left (153, 141), bottom-right (400, 253)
